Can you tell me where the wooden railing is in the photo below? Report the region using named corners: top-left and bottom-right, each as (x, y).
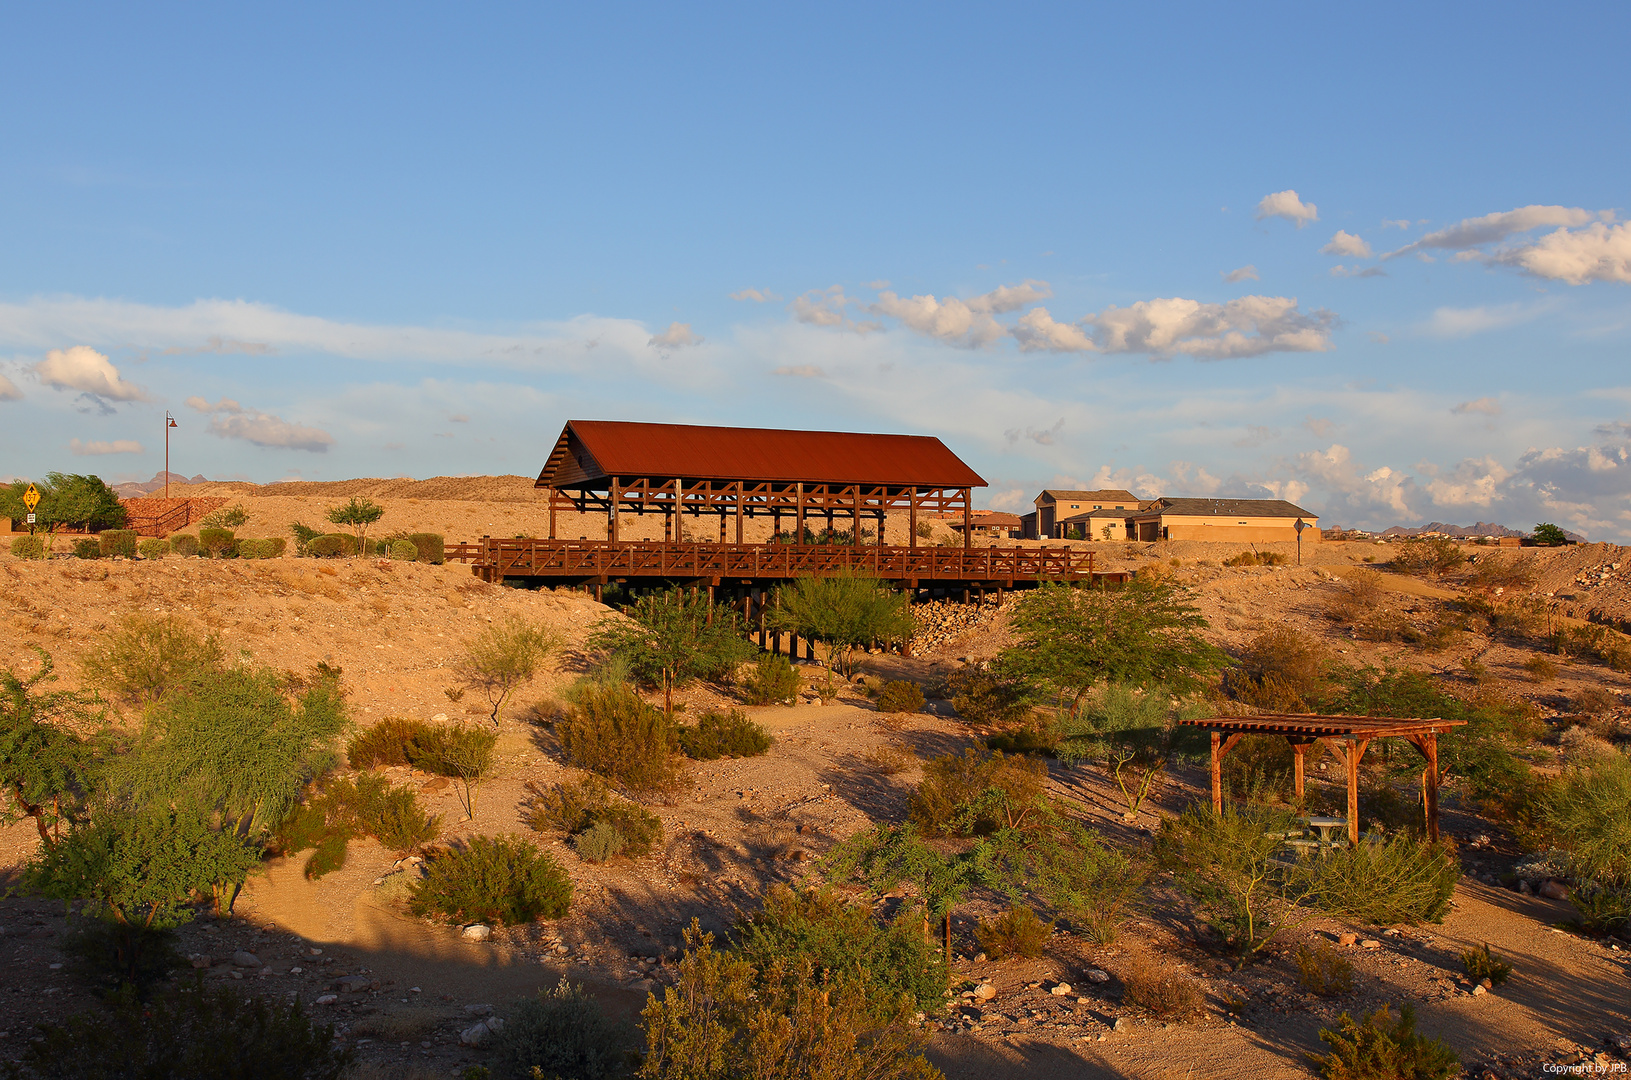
top-left (452, 539), bottom-right (1103, 584)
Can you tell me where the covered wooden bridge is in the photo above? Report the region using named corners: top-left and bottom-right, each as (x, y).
top-left (460, 420), bottom-right (1120, 592)
top-left (1178, 713), bottom-right (1468, 844)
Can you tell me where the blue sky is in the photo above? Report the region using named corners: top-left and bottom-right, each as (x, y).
top-left (3, 3), bottom-right (1629, 538)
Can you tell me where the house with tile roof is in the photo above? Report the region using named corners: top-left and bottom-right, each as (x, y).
top-left (1028, 488), bottom-right (1139, 539)
top-left (1127, 497), bottom-right (1318, 543)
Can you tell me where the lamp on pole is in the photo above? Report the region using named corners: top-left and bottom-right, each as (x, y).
top-left (165, 412), bottom-right (178, 499)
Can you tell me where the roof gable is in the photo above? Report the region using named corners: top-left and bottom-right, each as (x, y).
top-left (1035, 488), bottom-right (1138, 507)
top-left (1141, 497), bottom-right (1316, 518)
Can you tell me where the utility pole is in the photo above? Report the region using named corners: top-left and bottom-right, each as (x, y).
top-left (165, 412), bottom-right (178, 498)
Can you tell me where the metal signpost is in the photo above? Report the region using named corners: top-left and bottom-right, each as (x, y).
top-left (1294, 517), bottom-right (1309, 565)
top-left (23, 483), bottom-right (39, 535)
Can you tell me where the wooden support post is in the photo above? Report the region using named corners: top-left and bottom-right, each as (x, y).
top-left (1344, 738), bottom-right (1369, 845)
top-left (795, 482), bottom-right (805, 544)
top-left (909, 489), bottom-right (918, 548)
top-left (593, 583), bottom-right (603, 604)
top-left (853, 486), bottom-right (861, 546)
top-left (1291, 740), bottom-right (1308, 800)
top-left (790, 630), bottom-right (799, 658)
top-left (609, 478), bottom-right (620, 542)
top-left (1423, 734), bottom-right (1439, 843)
top-left (1210, 733), bottom-right (1223, 814)
top-left (548, 487), bottom-right (558, 540)
top-left (735, 482), bottom-right (744, 545)
top-left (962, 488), bottom-right (972, 549)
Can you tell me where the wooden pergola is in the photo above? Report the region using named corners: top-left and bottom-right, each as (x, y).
top-left (1177, 714), bottom-right (1468, 844)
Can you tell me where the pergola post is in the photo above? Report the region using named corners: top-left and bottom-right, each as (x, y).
top-left (1344, 738), bottom-right (1369, 845)
top-left (735, 482), bottom-right (743, 544)
top-left (608, 478), bottom-right (620, 542)
top-left (795, 482), bottom-right (805, 544)
top-left (962, 488), bottom-right (972, 549)
top-left (1408, 732), bottom-right (1443, 844)
top-left (1292, 740), bottom-right (1307, 800)
top-left (1210, 733), bottom-right (1222, 814)
top-left (909, 488), bottom-right (918, 548)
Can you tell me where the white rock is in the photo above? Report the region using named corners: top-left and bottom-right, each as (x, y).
top-left (462, 924), bottom-right (492, 941)
top-left (315, 994), bottom-right (338, 1005)
top-left (232, 951), bottom-right (262, 967)
top-left (972, 982), bottom-right (997, 1002)
top-left (1360, 939), bottom-right (1382, 949)
top-left (1085, 969), bottom-right (1110, 983)
top-left (1538, 880), bottom-right (1570, 900)
top-left (460, 1023), bottom-right (490, 1046)
top-left (432, 713), bottom-right (448, 723)
top-left (1050, 983), bottom-right (1073, 996)
top-left (1113, 1017), bottom-right (1131, 1032)
top-left (463, 1003), bottom-right (495, 1016)
top-left (1471, 984), bottom-right (1487, 996)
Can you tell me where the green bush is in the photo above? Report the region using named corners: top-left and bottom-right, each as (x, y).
top-left (275, 773), bottom-right (441, 877)
top-left (7, 985), bottom-right (350, 1080)
top-left (1295, 943), bottom-right (1355, 996)
top-left (974, 906), bottom-right (1052, 959)
top-left (489, 979), bottom-right (636, 1080)
top-left (1310, 1004), bottom-right (1458, 1080)
top-left (407, 531), bottom-right (445, 564)
top-left (459, 616), bottom-right (562, 723)
top-left (198, 527), bottom-right (236, 558)
top-left (1460, 942), bottom-right (1512, 985)
top-left (305, 533), bottom-right (355, 557)
top-left (524, 775), bottom-right (663, 858)
top-left (1535, 750), bottom-right (1631, 888)
top-left (1118, 953), bottom-right (1205, 1019)
top-left (1390, 537), bottom-right (1465, 576)
top-left (390, 539), bottom-right (418, 561)
top-left (136, 538), bottom-right (170, 559)
top-left (235, 537), bottom-right (287, 559)
top-left (1569, 884), bottom-right (1631, 934)
top-left (289, 521), bottom-right (322, 553)
top-left (98, 529), bottom-right (139, 558)
top-left (1223, 550), bottom-right (1289, 567)
top-left (977, 820), bottom-right (1144, 945)
top-left (10, 534), bottom-right (46, 559)
top-left (198, 503), bottom-right (249, 530)
top-left (84, 613), bottom-right (224, 707)
top-left (732, 885), bottom-right (946, 1017)
top-left (557, 680), bottom-right (678, 792)
top-left (73, 537), bottom-right (102, 559)
top-left (410, 834), bottom-right (572, 924)
top-left (572, 820), bottom-right (626, 863)
top-left (169, 534), bottom-right (199, 557)
top-left (947, 667), bottom-right (1032, 728)
top-left (877, 680), bottom-right (926, 715)
top-left (676, 708), bottom-right (773, 759)
top-left (1231, 625), bottom-right (1332, 712)
top-left (908, 747), bottom-right (1047, 837)
top-left (347, 715), bottom-right (437, 769)
top-left (739, 652), bottom-right (801, 705)
top-left (411, 722), bottom-right (498, 819)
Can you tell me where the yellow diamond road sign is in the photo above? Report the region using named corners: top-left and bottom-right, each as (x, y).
top-left (22, 484), bottom-right (40, 511)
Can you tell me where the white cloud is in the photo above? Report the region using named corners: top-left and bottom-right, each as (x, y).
top-left (69, 438), bottom-right (143, 455)
top-left (0, 373), bottom-right (21, 401)
top-left (33, 345), bottom-right (148, 401)
top-left (1255, 190), bottom-right (1318, 228)
top-left (987, 487), bottom-right (1029, 513)
top-left (773, 364), bottom-right (826, 378)
top-left (1004, 419), bottom-right (1064, 446)
top-left (188, 395), bottom-right (333, 452)
top-left (1010, 307), bottom-right (1097, 353)
top-left (1493, 221), bottom-right (1631, 285)
top-left (1451, 397), bottom-right (1501, 416)
top-left (1382, 219), bottom-right (1412, 230)
top-left (1320, 230), bottom-right (1372, 258)
top-left (1424, 301), bottom-right (1550, 339)
top-left (729, 288), bottom-right (781, 302)
top-left (186, 395), bottom-right (242, 414)
top-left (1085, 295), bottom-right (1335, 359)
top-left (1386, 205), bottom-right (1606, 258)
top-left (1330, 265), bottom-right (1386, 279)
top-left (648, 322), bottom-right (703, 349)
top-left (1303, 416), bottom-right (1336, 437)
top-left (787, 287), bottom-right (880, 334)
top-left (867, 281), bottom-right (1051, 348)
top-left (1221, 265), bottom-right (1259, 283)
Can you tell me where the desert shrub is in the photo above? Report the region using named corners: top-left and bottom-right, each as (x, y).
top-left (1220, 734), bottom-right (1299, 802)
top-left (306, 533), bottom-right (355, 557)
top-left (864, 742), bottom-right (918, 775)
top-left (1460, 942), bottom-right (1511, 985)
top-left (978, 820), bottom-right (1145, 945)
top-left (739, 651), bottom-right (802, 705)
top-left (169, 534), bottom-right (199, 557)
top-left (199, 503), bottom-right (249, 530)
top-left (767, 570), bottom-right (916, 681)
top-left (573, 820), bottom-right (626, 863)
top-left (641, 923), bottom-right (938, 1080)
top-left (1295, 943), bottom-right (1355, 996)
top-left (524, 775), bottom-right (663, 858)
top-left (1313, 836), bottom-right (1458, 925)
top-left (236, 538), bottom-right (269, 559)
top-left (489, 979), bottom-right (636, 1080)
top-left (1467, 554), bottom-right (1536, 589)
top-left (136, 538), bottom-right (170, 559)
top-left (984, 718), bottom-right (1059, 755)
top-left (98, 529), bottom-right (139, 558)
top-left (1535, 750), bottom-right (1631, 889)
top-left (732, 885), bottom-right (946, 1016)
top-left (1156, 803), bottom-right (1321, 958)
top-left (406, 531), bottom-right (444, 564)
top-left (908, 747), bottom-right (1047, 837)
top-left (73, 537), bottom-right (101, 559)
top-left (8, 985), bottom-right (350, 1080)
top-left (676, 708), bottom-right (773, 759)
top-left (346, 715), bottom-right (436, 769)
top-left (10, 534), bottom-right (46, 559)
top-left (1310, 1004), bottom-right (1458, 1080)
top-left (1118, 953), bottom-right (1204, 1019)
top-left (1573, 686), bottom-right (1617, 715)
top-left (1223, 550), bottom-right (1289, 567)
top-left (557, 680), bottom-right (678, 792)
top-left (591, 588), bottom-right (756, 715)
top-left (1560, 725), bottom-right (1617, 764)
top-left (1, 649), bottom-right (103, 849)
top-left (60, 918), bottom-right (182, 995)
top-left (249, 537), bottom-right (288, 559)
top-left (974, 905), bottom-right (1052, 959)
top-left (1231, 625), bottom-right (1331, 711)
top-left (459, 616), bottom-right (562, 723)
top-left (1390, 537), bottom-right (1464, 576)
top-left (410, 834), bottom-right (572, 924)
top-left (1359, 783), bottom-right (1421, 833)
top-left (198, 527), bottom-right (236, 558)
top-left (1324, 568), bottom-right (1383, 623)
top-left (84, 613), bottom-right (224, 707)
top-left (1522, 655), bottom-right (1559, 681)
top-left (412, 722), bottom-right (498, 819)
top-left (947, 667), bottom-right (1033, 727)
top-left (1569, 884), bottom-right (1631, 934)
top-left (390, 539), bottom-right (418, 561)
top-left (332, 774), bottom-right (442, 851)
top-left (1057, 682), bottom-right (1210, 817)
top-left (877, 680), bottom-right (926, 715)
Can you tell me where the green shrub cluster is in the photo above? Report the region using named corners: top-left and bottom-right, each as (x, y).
top-left (1295, 943), bottom-right (1355, 996)
top-left (1460, 942), bottom-right (1512, 985)
top-left (526, 775), bottom-right (663, 862)
top-left (909, 747), bottom-right (1047, 837)
top-left (557, 680), bottom-right (678, 792)
top-left (1223, 550), bottom-right (1289, 567)
top-left (84, 614), bottom-right (224, 707)
top-left (98, 529), bottom-right (139, 558)
top-left (198, 527), bottom-right (236, 558)
top-left (273, 773), bottom-right (441, 878)
top-left (347, 716), bottom-right (436, 768)
top-left (1552, 622), bottom-right (1631, 672)
top-left (675, 708), bottom-right (773, 759)
top-left (198, 503), bottom-right (249, 530)
top-left (974, 905), bottom-right (1052, 959)
top-left (10, 534), bottom-right (46, 559)
top-left (136, 538), bottom-right (170, 559)
top-left (947, 667), bottom-right (1033, 728)
top-left (407, 531), bottom-right (445, 564)
top-left (389, 539), bottom-right (418, 560)
top-left (1535, 750), bottom-right (1631, 927)
top-left (1390, 536), bottom-right (1465, 576)
top-left (305, 533), bottom-right (355, 557)
top-left (236, 537), bottom-right (287, 559)
top-left (1118, 953), bottom-right (1205, 1019)
top-left (489, 979), bottom-right (636, 1080)
top-left (877, 679), bottom-right (926, 714)
top-left (409, 834), bottom-right (572, 925)
top-left (1310, 1005), bottom-right (1458, 1080)
top-left (169, 534), bottom-right (199, 557)
top-left (738, 652), bottom-right (802, 705)
top-left (73, 537), bottom-right (101, 559)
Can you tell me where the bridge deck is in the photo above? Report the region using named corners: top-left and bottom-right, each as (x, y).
top-left (452, 539), bottom-right (1115, 587)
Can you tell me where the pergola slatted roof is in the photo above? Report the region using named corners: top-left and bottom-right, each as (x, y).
top-left (1179, 715), bottom-right (1465, 738)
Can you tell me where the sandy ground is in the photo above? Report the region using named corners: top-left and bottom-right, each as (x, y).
top-left (3, 488), bottom-right (1630, 1078)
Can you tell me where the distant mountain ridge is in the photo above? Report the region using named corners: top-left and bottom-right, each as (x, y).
top-left (112, 472), bottom-right (208, 498)
top-left (1377, 521), bottom-right (1588, 543)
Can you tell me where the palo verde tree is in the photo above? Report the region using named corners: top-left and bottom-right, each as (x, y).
top-left (0, 648), bottom-right (104, 850)
top-left (994, 580), bottom-right (1228, 720)
top-left (768, 570), bottom-right (915, 680)
top-left (588, 589), bottom-right (756, 716)
top-left (457, 616), bottom-right (562, 724)
top-left (325, 496), bottom-right (385, 555)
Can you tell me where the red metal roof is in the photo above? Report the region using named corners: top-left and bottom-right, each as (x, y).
top-left (537, 420), bottom-right (987, 489)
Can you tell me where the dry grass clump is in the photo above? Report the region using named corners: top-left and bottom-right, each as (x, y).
top-left (1295, 942), bottom-right (1354, 996)
top-left (1324, 569), bottom-right (1383, 624)
top-left (1118, 953), bottom-right (1204, 1019)
top-left (1223, 550), bottom-right (1288, 567)
top-left (1523, 655), bottom-right (1560, 682)
top-left (974, 906), bottom-right (1053, 960)
top-left (863, 742), bottom-right (918, 775)
top-left (1467, 554), bottom-right (1537, 590)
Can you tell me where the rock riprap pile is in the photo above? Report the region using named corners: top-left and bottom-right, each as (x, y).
top-left (908, 596), bottom-right (1017, 655)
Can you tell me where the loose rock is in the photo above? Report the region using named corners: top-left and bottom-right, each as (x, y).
top-left (972, 982), bottom-right (997, 1002)
top-left (462, 924), bottom-right (492, 941)
top-left (1337, 933), bottom-right (1357, 947)
top-left (1085, 968), bottom-right (1111, 983)
top-left (1538, 880), bottom-right (1570, 900)
top-left (232, 951), bottom-right (262, 968)
top-left (1050, 983), bottom-right (1073, 996)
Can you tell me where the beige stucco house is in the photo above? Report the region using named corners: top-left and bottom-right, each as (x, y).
top-left (1127, 497), bottom-right (1319, 543)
